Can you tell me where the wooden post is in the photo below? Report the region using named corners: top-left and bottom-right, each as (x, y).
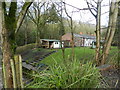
top-left (14, 55), bottom-right (23, 88)
top-left (10, 59), bottom-right (17, 88)
top-left (19, 55), bottom-right (23, 88)
top-left (14, 55), bottom-right (20, 87)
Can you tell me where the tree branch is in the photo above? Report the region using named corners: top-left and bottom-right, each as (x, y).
top-left (92, 0), bottom-right (97, 4)
top-left (15, 2), bottom-right (33, 34)
top-left (27, 10), bottom-right (37, 24)
top-left (63, 2), bottom-right (72, 20)
top-left (87, 1), bottom-right (97, 12)
top-left (86, 0), bottom-right (97, 18)
top-left (63, 1), bottom-right (95, 11)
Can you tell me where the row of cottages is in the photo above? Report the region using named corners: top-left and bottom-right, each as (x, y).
top-left (61, 33), bottom-right (96, 47)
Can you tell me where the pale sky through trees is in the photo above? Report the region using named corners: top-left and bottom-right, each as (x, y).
top-left (2, 0), bottom-right (110, 26)
top-left (65, 0), bottom-right (110, 26)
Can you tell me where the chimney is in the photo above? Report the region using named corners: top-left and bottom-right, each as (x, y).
top-left (80, 32), bottom-right (83, 35)
top-left (93, 34), bottom-right (96, 36)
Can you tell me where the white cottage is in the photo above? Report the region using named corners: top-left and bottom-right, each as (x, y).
top-left (62, 33), bottom-right (96, 47)
top-left (41, 39), bottom-right (64, 48)
top-left (82, 35), bottom-right (96, 47)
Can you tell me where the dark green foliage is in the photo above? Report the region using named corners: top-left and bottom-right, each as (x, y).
top-left (16, 43), bottom-right (37, 54)
top-left (46, 3), bottom-right (59, 24)
top-left (16, 16), bottom-right (36, 46)
top-left (16, 29), bottom-right (36, 46)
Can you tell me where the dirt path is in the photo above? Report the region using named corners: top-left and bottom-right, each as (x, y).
top-left (99, 65), bottom-right (120, 88)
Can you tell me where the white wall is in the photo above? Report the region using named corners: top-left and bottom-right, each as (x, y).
top-left (84, 38), bottom-right (94, 47)
top-left (53, 41), bottom-right (64, 48)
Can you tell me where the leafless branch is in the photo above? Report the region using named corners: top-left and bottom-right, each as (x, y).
top-left (86, 0), bottom-right (97, 18)
top-left (27, 10), bottom-right (37, 24)
top-left (87, 1), bottom-right (97, 12)
top-left (15, 2), bottom-right (33, 34)
top-left (62, 1), bottom-right (95, 11)
top-left (92, 0), bottom-right (97, 4)
top-left (63, 2), bottom-right (72, 20)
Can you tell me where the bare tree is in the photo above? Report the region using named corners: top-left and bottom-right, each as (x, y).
top-left (118, 6), bottom-right (120, 68)
top-left (63, 2), bottom-right (74, 61)
top-left (0, 2), bottom-right (2, 44)
top-left (0, 2), bottom-right (32, 88)
top-left (101, 1), bottom-right (119, 65)
top-left (86, 0), bottom-right (102, 66)
top-left (27, 2), bottom-right (46, 47)
top-left (24, 15), bottom-right (29, 45)
top-left (55, 1), bottom-right (66, 61)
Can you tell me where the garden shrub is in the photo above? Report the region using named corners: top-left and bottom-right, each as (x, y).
top-left (16, 43), bottom-right (37, 54)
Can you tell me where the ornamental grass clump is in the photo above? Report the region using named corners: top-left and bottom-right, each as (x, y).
top-left (26, 58), bottom-right (101, 88)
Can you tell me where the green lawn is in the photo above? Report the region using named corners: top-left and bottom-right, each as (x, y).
top-left (17, 43), bottom-right (118, 66)
top-left (40, 47), bottom-right (95, 66)
top-left (40, 46), bottom-right (118, 66)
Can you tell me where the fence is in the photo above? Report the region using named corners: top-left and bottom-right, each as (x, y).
top-left (3, 55), bottom-right (23, 88)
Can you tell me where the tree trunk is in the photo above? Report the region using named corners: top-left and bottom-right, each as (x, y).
top-left (25, 30), bottom-right (27, 45)
top-left (0, 2), bottom-right (2, 43)
top-left (101, 1), bottom-right (119, 65)
top-left (86, 0), bottom-right (102, 66)
top-left (24, 17), bottom-right (28, 45)
top-left (71, 31), bottom-right (74, 61)
top-left (64, 2), bottom-right (74, 61)
top-left (25, 24), bottom-right (28, 45)
top-left (2, 26), bottom-right (14, 88)
top-left (102, 1), bottom-right (115, 54)
top-left (95, 1), bottom-right (101, 66)
top-left (36, 24), bottom-right (40, 47)
top-left (1, 2), bottom-right (15, 88)
top-left (59, 1), bottom-right (65, 62)
top-left (118, 8), bottom-right (120, 68)
top-left (1, 2), bottom-right (32, 88)
top-left (118, 19), bottom-right (120, 87)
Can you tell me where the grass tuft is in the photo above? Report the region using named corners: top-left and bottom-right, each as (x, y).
top-left (26, 57), bottom-right (101, 88)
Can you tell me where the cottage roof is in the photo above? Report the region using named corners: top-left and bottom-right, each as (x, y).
top-left (73, 33), bottom-right (96, 39)
top-left (92, 40), bottom-right (104, 42)
top-left (73, 34), bottom-right (83, 38)
top-left (41, 39), bottom-right (60, 42)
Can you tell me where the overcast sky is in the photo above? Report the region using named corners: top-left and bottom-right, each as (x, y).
top-left (3, 0), bottom-right (110, 26)
top-left (17, 0), bottom-right (110, 26)
top-left (64, 0), bottom-right (110, 26)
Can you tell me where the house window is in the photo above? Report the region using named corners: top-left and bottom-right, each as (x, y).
top-left (55, 42), bottom-right (58, 44)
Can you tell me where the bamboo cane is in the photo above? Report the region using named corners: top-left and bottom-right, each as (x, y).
top-left (10, 59), bottom-right (17, 88)
top-left (19, 55), bottom-right (23, 88)
top-left (14, 55), bottom-right (20, 88)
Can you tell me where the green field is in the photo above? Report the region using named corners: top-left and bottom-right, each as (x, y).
top-left (40, 46), bottom-right (118, 66)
